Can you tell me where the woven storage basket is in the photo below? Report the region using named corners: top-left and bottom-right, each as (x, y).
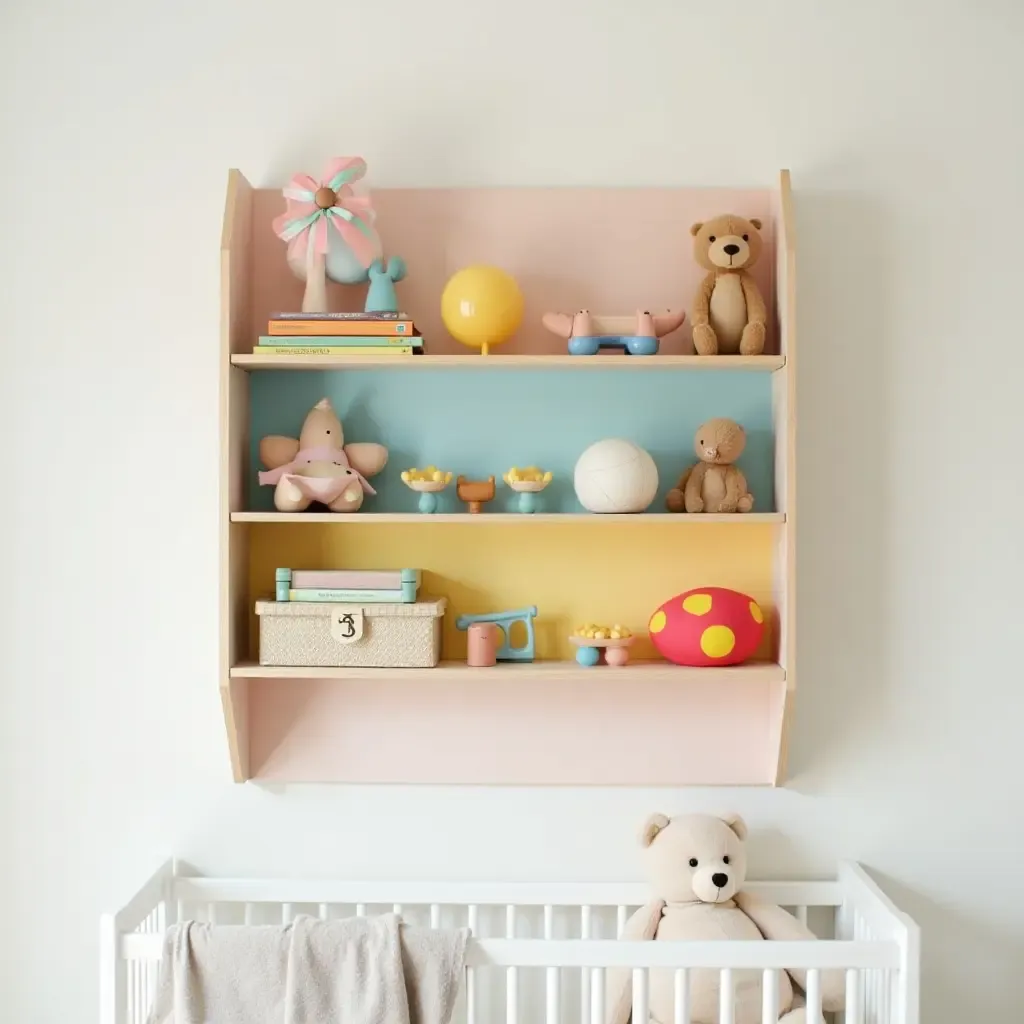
top-left (256, 598), bottom-right (446, 668)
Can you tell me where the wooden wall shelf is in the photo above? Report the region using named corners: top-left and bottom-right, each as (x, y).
top-left (231, 353), bottom-right (785, 372)
top-left (230, 512), bottom-right (786, 524)
top-left (218, 171), bottom-right (798, 787)
top-left (230, 660), bottom-right (784, 682)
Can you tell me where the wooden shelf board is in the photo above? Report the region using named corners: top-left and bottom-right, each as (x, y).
top-left (231, 511), bottom-right (786, 524)
top-left (231, 354), bottom-right (785, 372)
top-left (230, 659), bottom-right (784, 683)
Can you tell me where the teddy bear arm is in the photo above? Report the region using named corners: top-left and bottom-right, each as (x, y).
top-left (344, 442), bottom-right (388, 478)
top-left (691, 272), bottom-right (716, 326)
top-left (683, 463), bottom-right (707, 512)
top-left (260, 435), bottom-right (300, 470)
top-left (740, 272), bottom-right (767, 325)
top-left (734, 892), bottom-right (846, 1011)
top-left (719, 467), bottom-right (746, 511)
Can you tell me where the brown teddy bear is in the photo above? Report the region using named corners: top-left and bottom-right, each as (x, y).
top-left (666, 418), bottom-right (754, 514)
top-left (690, 214), bottom-right (767, 355)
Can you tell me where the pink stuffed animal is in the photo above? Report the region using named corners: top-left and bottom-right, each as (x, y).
top-left (258, 398), bottom-right (388, 512)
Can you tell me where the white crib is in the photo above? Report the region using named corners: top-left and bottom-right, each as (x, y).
top-left (101, 860), bottom-right (918, 1024)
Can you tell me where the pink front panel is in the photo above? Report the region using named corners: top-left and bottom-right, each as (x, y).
top-left (248, 674), bottom-right (783, 785)
top-left (249, 187), bottom-right (776, 355)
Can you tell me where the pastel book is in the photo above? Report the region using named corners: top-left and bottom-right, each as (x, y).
top-left (275, 568), bottom-right (421, 603)
top-left (254, 345), bottom-right (418, 356)
top-left (257, 335), bottom-right (423, 347)
top-left (267, 313), bottom-right (417, 337)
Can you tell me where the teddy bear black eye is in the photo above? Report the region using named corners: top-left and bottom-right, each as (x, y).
top-left (688, 858), bottom-right (698, 868)
top-left (723, 856), bottom-right (730, 865)
top-left (708, 236), bottom-right (716, 242)
top-left (699, 439), bottom-right (704, 445)
top-left (326, 429), bottom-right (331, 434)
top-left (742, 235), bottom-right (749, 241)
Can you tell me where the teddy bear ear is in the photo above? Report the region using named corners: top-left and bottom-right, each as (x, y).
top-left (749, 218), bottom-right (762, 231)
top-left (690, 222), bottom-right (704, 237)
top-left (722, 813), bottom-right (748, 841)
top-left (639, 813), bottom-right (670, 847)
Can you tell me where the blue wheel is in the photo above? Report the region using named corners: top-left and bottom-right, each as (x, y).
top-left (518, 492), bottom-right (538, 514)
top-left (626, 336), bottom-right (659, 356)
top-left (575, 646), bottom-right (600, 667)
top-left (569, 336), bottom-right (601, 356)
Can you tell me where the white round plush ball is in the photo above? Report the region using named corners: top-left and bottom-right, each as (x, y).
top-left (574, 438), bottom-right (659, 513)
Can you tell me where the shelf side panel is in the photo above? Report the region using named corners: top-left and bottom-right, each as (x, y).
top-left (248, 674), bottom-right (779, 785)
top-left (221, 170), bottom-right (254, 358)
top-left (771, 170), bottom-right (797, 784)
top-left (248, 186), bottom-right (778, 356)
top-left (220, 168), bottom-right (255, 780)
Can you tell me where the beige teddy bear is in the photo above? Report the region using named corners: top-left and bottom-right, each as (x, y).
top-left (666, 418), bottom-right (753, 514)
top-left (690, 214), bottom-right (767, 356)
top-left (258, 398), bottom-right (388, 512)
top-left (606, 813), bottom-right (845, 1024)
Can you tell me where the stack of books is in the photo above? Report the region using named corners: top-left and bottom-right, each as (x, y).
top-left (275, 568), bottom-right (421, 603)
top-left (255, 311), bottom-right (424, 356)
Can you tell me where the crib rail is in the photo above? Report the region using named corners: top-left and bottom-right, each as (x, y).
top-left (102, 860), bottom-right (918, 1024)
top-left (167, 876), bottom-right (844, 909)
top-left (120, 932), bottom-right (900, 969)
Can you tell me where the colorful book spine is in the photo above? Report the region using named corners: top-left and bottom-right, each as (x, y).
top-left (268, 320), bottom-right (416, 337)
top-left (271, 311), bottom-right (410, 321)
top-left (258, 335), bottom-right (423, 347)
top-left (285, 588), bottom-right (414, 603)
top-left (289, 569), bottom-right (418, 589)
top-left (255, 346), bottom-right (416, 356)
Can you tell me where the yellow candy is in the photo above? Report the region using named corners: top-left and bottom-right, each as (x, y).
top-left (610, 630), bottom-right (621, 639)
top-left (595, 629), bottom-right (607, 640)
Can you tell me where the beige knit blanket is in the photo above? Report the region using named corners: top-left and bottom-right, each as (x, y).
top-left (147, 912), bottom-right (468, 1024)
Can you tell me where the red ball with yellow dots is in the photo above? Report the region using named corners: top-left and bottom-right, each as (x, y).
top-left (648, 587), bottom-right (764, 667)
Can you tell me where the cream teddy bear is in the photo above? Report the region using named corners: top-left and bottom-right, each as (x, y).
top-left (606, 813), bottom-right (845, 1024)
top-left (666, 418), bottom-right (753, 514)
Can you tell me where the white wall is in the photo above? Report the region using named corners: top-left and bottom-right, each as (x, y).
top-left (2, 0), bottom-right (1023, 1019)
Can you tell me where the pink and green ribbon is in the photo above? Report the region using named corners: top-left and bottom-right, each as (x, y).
top-left (272, 157), bottom-right (379, 267)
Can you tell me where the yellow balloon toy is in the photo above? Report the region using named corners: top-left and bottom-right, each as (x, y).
top-left (440, 264), bottom-right (524, 356)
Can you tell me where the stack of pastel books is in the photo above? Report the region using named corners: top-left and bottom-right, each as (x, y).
top-left (255, 311), bottom-right (424, 356)
top-left (276, 568), bottom-right (421, 603)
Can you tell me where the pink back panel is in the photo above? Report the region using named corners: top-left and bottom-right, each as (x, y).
top-left (250, 188), bottom-right (776, 355)
top-left (248, 674), bottom-right (781, 785)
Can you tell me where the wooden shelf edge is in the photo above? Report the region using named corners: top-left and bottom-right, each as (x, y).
top-left (230, 354), bottom-right (786, 372)
top-left (230, 660), bottom-right (785, 683)
top-left (219, 676), bottom-right (250, 782)
top-left (230, 512), bottom-right (786, 524)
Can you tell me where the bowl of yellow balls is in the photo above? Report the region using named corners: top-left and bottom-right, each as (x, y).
top-left (401, 466), bottom-right (454, 514)
top-left (502, 466), bottom-right (553, 513)
top-left (569, 623), bottom-right (635, 667)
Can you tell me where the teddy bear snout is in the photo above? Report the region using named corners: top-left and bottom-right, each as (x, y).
top-left (712, 872), bottom-right (729, 888)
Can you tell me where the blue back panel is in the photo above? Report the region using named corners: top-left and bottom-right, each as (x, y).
top-left (249, 369), bottom-right (775, 514)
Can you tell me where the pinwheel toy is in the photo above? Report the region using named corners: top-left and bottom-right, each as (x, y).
top-left (272, 157), bottom-right (385, 313)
